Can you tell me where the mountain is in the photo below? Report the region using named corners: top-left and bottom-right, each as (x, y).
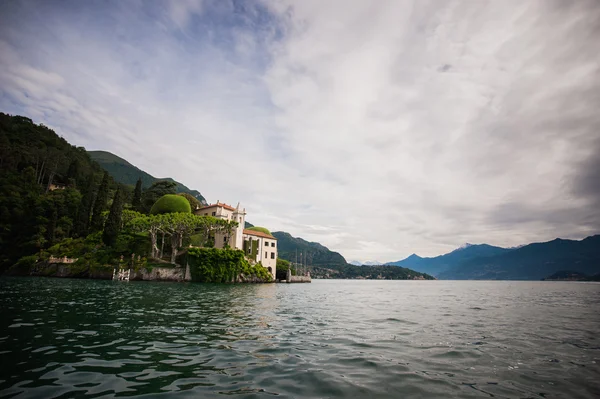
top-left (349, 260), bottom-right (383, 266)
top-left (363, 260), bottom-right (383, 266)
top-left (272, 231), bottom-right (348, 267)
top-left (387, 244), bottom-right (511, 276)
top-left (88, 151), bottom-right (207, 205)
top-left (273, 232), bottom-right (433, 280)
top-left (438, 235), bottom-right (600, 280)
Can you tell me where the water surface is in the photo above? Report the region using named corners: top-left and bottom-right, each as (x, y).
top-left (0, 278), bottom-right (599, 398)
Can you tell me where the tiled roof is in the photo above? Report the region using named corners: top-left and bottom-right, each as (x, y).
top-left (243, 229), bottom-right (276, 239)
top-left (198, 202), bottom-right (236, 212)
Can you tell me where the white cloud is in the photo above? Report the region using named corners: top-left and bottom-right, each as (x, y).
top-left (1, 0), bottom-right (598, 262)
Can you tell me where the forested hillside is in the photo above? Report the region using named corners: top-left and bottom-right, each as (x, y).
top-left (0, 113), bottom-right (230, 277)
top-left (0, 113), bottom-right (115, 271)
top-left (273, 231), bottom-right (348, 267)
top-left (88, 151), bottom-right (207, 205)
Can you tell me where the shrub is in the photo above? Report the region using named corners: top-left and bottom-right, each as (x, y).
top-left (150, 194), bottom-right (191, 215)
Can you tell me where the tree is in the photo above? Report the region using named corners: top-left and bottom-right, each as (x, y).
top-left (150, 194), bottom-right (191, 214)
top-left (124, 213), bottom-right (238, 263)
top-left (132, 177), bottom-right (142, 211)
top-left (141, 180), bottom-right (177, 213)
top-left (75, 176), bottom-right (97, 237)
top-left (66, 159), bottom-right (79, 182)
top-left (177, 192), bottom-right (202, 210)
top-left (102, 187), bottom-right (124, 247)
top-left (90, 171), bottom-right (109, 232)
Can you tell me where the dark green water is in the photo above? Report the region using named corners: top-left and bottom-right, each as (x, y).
top-left (0, 278), bottom-right (599, 398)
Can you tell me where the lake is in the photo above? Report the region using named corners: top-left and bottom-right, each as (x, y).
top-left (0, 278), bottom-right (599, 398)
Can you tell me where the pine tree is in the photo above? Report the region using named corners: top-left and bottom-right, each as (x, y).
top-left (90, 171), bottom-right (109, 232)
top-left (102, 187), bottom-right (124, 247)
top-left (75, 176), bottom-right (97, 237)
top-left (132, 177), bottom-right (142, 211)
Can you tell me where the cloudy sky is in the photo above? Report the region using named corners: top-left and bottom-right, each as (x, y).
top-left (1, 0), bottom-right (599, 262)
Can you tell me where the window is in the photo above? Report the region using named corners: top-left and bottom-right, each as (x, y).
top-left (212, 211), bottom-right (216, 216)
top-left (264, 241), bottom-right (269, 246)
top-left (223, 236), bottom-right (227, 243)
top-left (271, 242), bottom-right (275, 247)
top-left (270, 252), bottom-right (275, 259)
top-left (265, 252), bottom-right (267, 258)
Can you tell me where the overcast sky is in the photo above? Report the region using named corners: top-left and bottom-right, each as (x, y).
top-left (1, 0), bottom-right (599, 263)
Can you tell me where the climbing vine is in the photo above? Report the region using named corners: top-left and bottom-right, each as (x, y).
top-left (186, 247), bottom-right (272, 283)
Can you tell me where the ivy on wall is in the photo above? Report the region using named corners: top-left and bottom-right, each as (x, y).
top-left (186, 247), bottom-right (272, 283)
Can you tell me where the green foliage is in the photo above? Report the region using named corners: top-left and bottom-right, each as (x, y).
top-left (150, 194), bottom-right (191, 214)
top-left (141, 180), bottom-right (177, 213)
top-left (0, 112), bottom-right (145, 273)
top-left (90, 171), bottom-right (110, 232)
top-left (275, 258), bottom-right (296, 279)
top-left (189, 233), bottom-right (204, 247)
top-left (102, 187), bottom-right (124, 246)
top-left (251, 239), bottom-right (258, 258)
top-left (124, 212), bottom-right (237, 263)
top-left (246, 226), bottom-right (272, 235)
top-left (74, 176), bottom-right (97, 237)
top-left (309, 263), bottom-right (435, 280)
top-left (177, 192), bottom-right (202, 210)
top-left (132, 178), bottom-right (142, 211)
top-left (14, 255), bottom-right (38, 269)
top-left (186, 247), bottom-right (272, 283)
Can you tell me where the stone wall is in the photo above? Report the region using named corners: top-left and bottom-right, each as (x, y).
top-left (131, 266), bottom-right (188, 282)
top-left (288, 275), bottom-right (312, 283)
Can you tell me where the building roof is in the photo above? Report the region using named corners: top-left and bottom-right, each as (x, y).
top-left (243, 229), bottom-right (277, 240)
top-left (198, 202), bottom-right (236, 212)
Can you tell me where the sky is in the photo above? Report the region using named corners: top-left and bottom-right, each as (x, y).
top-left (1, 0), bottom-right (599, 263)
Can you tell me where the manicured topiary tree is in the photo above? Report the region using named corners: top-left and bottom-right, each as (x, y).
top-left (150, 194), bottom-right (191, 215)
top-left (246, 226), bottom-right (271, 235)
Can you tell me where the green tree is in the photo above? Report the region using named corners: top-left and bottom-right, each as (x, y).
top-left (46, 206), bottom-right (58, 245)
top-left (75, 176), bottom-right (96, 237)
top-left (132, 177), bottom-right (142, 211)
top-left (102, 187), bottom-right (124, 247)
top-left (141, 180), bottom-right (177, 213)
top-left (90, 171), bottom-right (109, 232)
top-left (177, 192), bottom-right (202, 210)
top-left (150, 194), bottom-right (191, 214)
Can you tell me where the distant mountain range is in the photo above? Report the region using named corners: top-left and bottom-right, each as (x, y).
top-left (349, 260), bottom-right (383, 266)
top-left (387, 243), bottom-right (511, 276)
top-left (88, 151), bottom-right (207, 205)
top-left (387, 235), bottom-right (600, 280)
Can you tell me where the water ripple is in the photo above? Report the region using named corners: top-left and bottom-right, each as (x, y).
top-left (0, 278), bottom-right (599, 398)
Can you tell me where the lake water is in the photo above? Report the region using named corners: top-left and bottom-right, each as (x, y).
top-left (0, 278), bottom-right (599, 398)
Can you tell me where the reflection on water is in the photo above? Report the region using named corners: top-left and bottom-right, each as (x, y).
top-left (0, 278), bottom-right (599, 398)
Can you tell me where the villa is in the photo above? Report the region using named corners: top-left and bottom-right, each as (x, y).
top-left (194, 201), bottom-right (277, 278)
